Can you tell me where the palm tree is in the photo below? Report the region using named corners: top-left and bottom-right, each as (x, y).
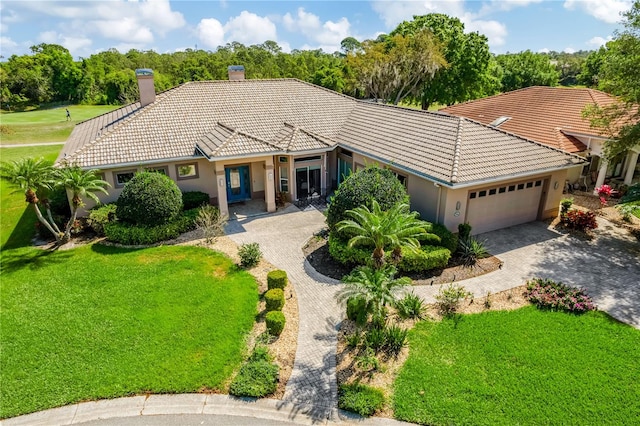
top-left (0, 158), bottom-right (62, 241)
top-left (57, 165), bottom-right (110, 241)
top-left (336, 200), bottom-right (429, 268)
top-left (337, 264), bottom-right (411, 321)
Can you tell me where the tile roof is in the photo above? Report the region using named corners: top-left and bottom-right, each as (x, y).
top-left (59, 79), bottom-right (584, 187)
top-left (439, 86), bottom-right (619, 153)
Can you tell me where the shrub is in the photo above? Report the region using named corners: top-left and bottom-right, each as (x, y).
top-left (116, 172), bottom-right (182, 226)
top-left (364, 327), bottom-right (387, 352)
top-left (354, 347), bottom-right (380, 372)
top-left (457, 237), bottom-right (489, 266)
top-left (345, 330), bottom-right (362, 348)
top-left (87, 203), bottom-right (118, 235)
top-left (395, 292), bottom-right (425, 320)
top-left (182, 191), bottom-right (210, 210)
top-left (620, 183), bottom-right (640, 203)
top-left (435, 283), bottom-right (471, 316)
top-left (328, 232), bottom-right (372, 266)
top-left (458, 222), bottom-right (472, 243)
top-left (346, 296), bottom-right (369, 326)
top-left (617, 203), bottom-right (640, 222)
top-left (430, 224), bottom-right (458, 253)
top-left (561, 209), bottom-right (598, 232)
top-left (195, 205), bottom-right (226, 243)
top-left (525, 278), bottom-right (596, 314)
top-left (384, 324), bottom-right (408, 357)
top-left (238, 242), bottom-right (261, 268)
top-left (338, 383), bottom-right (386, 417)
top-left (42, 185), bottom-right (71, 218)
top-left (267, 270), bottom-right (288, 290)
top-left (326, 165), bottom-right (409, 232)
top-left (104, 211), bottom-right (196, 245)
top-left (264, 288), bottom-right (284, 312)
top-left (398, 245), bottom-right (451, 272)
top-left (265, 311), bottom-right (286, 336)
top-left (229, 347), bottom-right (278, 398)
top-left (560, 198), bottom-right (574, 214)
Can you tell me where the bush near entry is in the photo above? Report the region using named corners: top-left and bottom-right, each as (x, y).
top-left (116, 172), bottom-right (182, 226)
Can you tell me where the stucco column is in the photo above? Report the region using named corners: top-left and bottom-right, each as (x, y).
top-left (214, 162), bottom-right (229, 217)
top-left (624, 151), bottom-right (639, 185)
top-left (265, 158), bottom-right (276, 213)
top-left (593, 158), bottom-right (608, 194)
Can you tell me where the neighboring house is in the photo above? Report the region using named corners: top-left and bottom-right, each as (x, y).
top-left (58, 68), bottom-right (585, 235)
top-left (440, 86), bottom-right (640, 193)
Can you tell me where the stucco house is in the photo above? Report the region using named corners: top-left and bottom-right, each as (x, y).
top-left (440, 86), bottom-right (640, 193)
top-left (57, 67), bottom-right (585, 235)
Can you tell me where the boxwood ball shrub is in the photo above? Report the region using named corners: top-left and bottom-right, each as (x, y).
top-left (265, 311), bottom-right (286, 336)
top-left (326, 165), bottom-right (409, 232)
top-left (264, 288), bottom-right (285, 311)
top-left (116, 172), bottom-right (182, 226)
top-left (267, 270), bottom-right (288, 290)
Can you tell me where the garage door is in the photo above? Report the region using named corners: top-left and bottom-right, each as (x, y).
top-left (466, 178), bottom-right (545, 235)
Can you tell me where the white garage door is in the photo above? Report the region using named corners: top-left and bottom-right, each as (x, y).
top-left (466, 178), bottom-right (545, 235)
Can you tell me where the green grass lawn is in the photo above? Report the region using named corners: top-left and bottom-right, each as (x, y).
top-left (393, 307), bottom-right (640, 426)
top-left (0, 244), bottom-right (259, 419)
top-left (0, 105), bottom-right (119, 144)
top-left (0, 145), bottom-right (62, 249)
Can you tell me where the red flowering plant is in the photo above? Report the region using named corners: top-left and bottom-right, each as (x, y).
top-left (595, 184), bottom-right (613, 207)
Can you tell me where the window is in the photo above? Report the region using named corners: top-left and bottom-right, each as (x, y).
top-left (393, 172), bottom-right (407, 187)
top-left (176, 163), bottom-right (199, 180)
top-left (279, 156), bottom-right (288, 163)
top-left (114, 170), bottom-right (136, 188)
top-left (498, 187), bottom-right (506, 193)
top-left (280, 166), bottom-right (289, 192)
top-left (145, 165), bottom-right (168, 175)
top-left (295, 155), bottom-right (321, 163)
top-left (489, 188), bottom-right (497, 195)
top-left (517, 183), bottom-right (525, 190)
top-left (508, 185), bottom-right (516, 192)
top-left (470, 192), bottom-right (477, 199)
top-left (479, 190), bottom-right (487, 197)
top-left (526, 181), bottom-right (533, 188)
top-left (341, 149), bottom-right (353, 157)
top-left (535, 180), bottom-right (542, 187)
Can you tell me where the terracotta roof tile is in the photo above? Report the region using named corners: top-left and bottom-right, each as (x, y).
top-left (440, 86), bottom-right (619, 153)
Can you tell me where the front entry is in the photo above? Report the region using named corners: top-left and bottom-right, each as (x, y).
top-left (225, 165), bottom-right (251, 203)
top-left (296, 165), bottom-right (321, 199)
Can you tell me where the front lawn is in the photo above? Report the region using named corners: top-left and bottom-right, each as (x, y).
top-left (393, 306), bottom-right (640, 425)
top-left (0, 244), bottom-right (259, 419)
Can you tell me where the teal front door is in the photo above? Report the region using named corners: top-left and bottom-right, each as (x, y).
top-left (226, 165), bottom-right (251, 203)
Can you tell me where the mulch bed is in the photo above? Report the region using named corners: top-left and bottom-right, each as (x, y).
top-left (302, 232), bottom-right (501, 285)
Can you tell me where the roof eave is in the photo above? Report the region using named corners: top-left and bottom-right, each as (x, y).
top-left (62, 155), bottom-right (205, 170)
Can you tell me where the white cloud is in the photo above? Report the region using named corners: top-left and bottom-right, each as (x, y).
top-left (1, 35), bottom-right (18, 49)
top-left (283, 8), bottom-right (351, 52)
top-left (564, 47), bottom-right (576, 53)
top-left (139, 0), bottom-right (185, 35)
top-left (587, 35), bottom-right (613, 48)
top-left (92, 18), bottom-right (154, 44)
top-left (478, 0), bottom-right (543, 14)
top-left (196, 18), bottom-right (225, 49)
top-left (224, 11), bottom-right (277, 45)
top-left (538, 47), bottom-right (550, 53)
top-left (37, 30), bottom-right (92, 56)
top-left (371, 0), bottom-right (465, 28)
top-left (563, 0), bottom-right (632, 24)
top-left (463, 17), bottom-right (508, 47)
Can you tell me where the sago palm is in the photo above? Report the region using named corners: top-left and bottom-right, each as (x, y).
top-left (337, 264), bottom-right (411, 322)
top-left (57, 166), bottom-right (110, 240)
top-left (0, 157), bottom-right (62, 241)
top-left (336, 200), bottom-right (429, 268)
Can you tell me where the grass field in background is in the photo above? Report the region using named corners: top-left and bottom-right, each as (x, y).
top-left (393, 307), bottom-right (640, 426)
top-left (0, 145), bottom-right (62, 250)
top-left (1, 245), bottom-right (259, 419)
top-left (0, 105), bottom-right (119, 144)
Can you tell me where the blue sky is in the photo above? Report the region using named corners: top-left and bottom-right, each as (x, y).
top-left (0, 0), bottom-right (633, 60)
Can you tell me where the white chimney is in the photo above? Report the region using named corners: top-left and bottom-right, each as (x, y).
top-left (228, 65), bottom-right (245, 81)
top-left (135, 69), bottom-right (156, 107)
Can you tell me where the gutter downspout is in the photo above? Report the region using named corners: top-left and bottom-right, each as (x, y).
top-left (435, 183), bottom-right (442, 223)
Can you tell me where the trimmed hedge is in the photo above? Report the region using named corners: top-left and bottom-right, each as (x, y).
top-left (116, 172), bottom-right (183, 226)
top-left (267, 270), bottom-right (288, 290)
top-left (328, 232), bottom-right (372, 266)
top-left (87, 203), bottom-right (117, 235)
top-left (398, 245), bottom-right (451, 273)
top-left (264, 288), bottom-right (284, 311)
top-left (265, 311), bottom-right (286, 336)
top-left (430, 224), bottom-right (458, 253)
top-left (104, 210), bottom-right (197, 245)
top-left (182, 191), bottom-right (210, 210)
top-left (338, 383), bottom-right (386, 417)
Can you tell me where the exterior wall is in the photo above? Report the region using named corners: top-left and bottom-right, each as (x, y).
top-left (406, 175), bottom-right (440, 222)
top-left (250, 161), bottom-right (265, 198)
top-left (327, 149), bottom-right (338, 190)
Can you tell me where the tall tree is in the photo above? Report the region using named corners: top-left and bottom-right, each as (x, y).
top-left (391, 14), bottom-right (496, 109)
top-left (583, 1), bottom-right (640, 158)
top-left (346, 29), bottom-right (446, 104)
top-left (495, 50), bottom-right (560, 92)
top-left (578, 47), bottom-right (607, 87)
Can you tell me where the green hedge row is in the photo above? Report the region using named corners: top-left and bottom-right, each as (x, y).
top-left (104, 209), bottom-right (198, 245)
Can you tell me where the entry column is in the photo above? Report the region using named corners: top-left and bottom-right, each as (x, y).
top-left (265, 158), bottom-right (276, 213)
top-left (215, 162), bottom-right (229, 217)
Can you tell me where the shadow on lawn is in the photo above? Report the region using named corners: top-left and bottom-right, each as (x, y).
top-left (1, 206), bottom-right (38, 251)
top-left (0, 247), bottom-right (72, 274)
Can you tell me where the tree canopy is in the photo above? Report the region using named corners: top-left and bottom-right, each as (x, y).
top-left (495, 50), bottom-right (560, 92)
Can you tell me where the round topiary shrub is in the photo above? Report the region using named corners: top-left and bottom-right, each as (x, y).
top-left (116, 172), bottom-right (182, 226)
top-left (265, 311), bottom-right (286, 336)
top-left (326, 165), bottom-right (409, 233)
top-left (267, 270), bottom-right (288, 290)
top-left (265, 288), bottom-right (285, 311)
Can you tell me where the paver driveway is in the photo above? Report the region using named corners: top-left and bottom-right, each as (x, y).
top-left (226, 206), bottom-right (640, 421)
